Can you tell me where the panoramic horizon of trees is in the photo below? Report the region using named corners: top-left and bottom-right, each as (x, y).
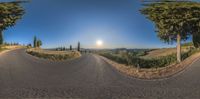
top-left (4, 42), bottom-right (20, 46)
top-left (56, 42), bottom-right (81, 51)
top-left (140, 0), bottom-right (200, 63)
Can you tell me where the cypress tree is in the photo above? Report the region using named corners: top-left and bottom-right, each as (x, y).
top-left (70, 45), bottom-right (72, 50)
top-left (33, 36), bottom-right (37, 48)
top-left (77, 42), bottom-right (80, 51)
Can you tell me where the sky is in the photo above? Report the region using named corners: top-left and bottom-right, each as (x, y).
top-left (1, 0), bottom-right (192, 49)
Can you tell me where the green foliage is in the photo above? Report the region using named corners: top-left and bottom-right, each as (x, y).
top-left (37, 39), bottom-right (42, 47)
top-left (182, 48), bottom-right (200, 60)
top-left (27, 43), bottom-right (32, 48)
top-left (100, 48), bottom-right (200, 68)
top-left (77, 42), bottom-right (80, 51)
top-left (56, 47), bottom-right (67, 51)
top-left (33, 36), bottom-right (42, 48)
top-left (62, 47), bottom-right (65, 51)
top-left (70, 45), bottom-right (72, 50)
top-left (182, 42), bottom-right (193, 47)
top-left (0, 1), bottom-right (26, 44)
top-left (33, 36), bottom-right (37, 48)
top-left (128, 51), bottom-right (148, 57)
top-left (100, 52), bottom-right (176, 68)
top-left (140, 1), bottom-right (200, 43)
top-left (193, 33), bottom-right (200, 48)
top-left (0, 31), bottom-right (3, 45)
top-left (0, 1), bottom-right (25, 30)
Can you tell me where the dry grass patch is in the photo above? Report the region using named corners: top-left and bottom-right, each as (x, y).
top-left (142, 47), bottom-right (189, 59)
top-left (2, 45), bottom-right (24, 49)
top-left (26, 48), bottom-right (81, 61)
top-left (0, 45), bottom-right (24, 53)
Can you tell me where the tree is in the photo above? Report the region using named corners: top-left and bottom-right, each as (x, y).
top-left (193, 33), bottom-right (200, 48)
top-left (140, 1), bottom-right (200, 63)
top-left (70, 45), bottom-right (72, 50)
top-left (63, 47), bottom-right (66, 51)
top-left (33, 36), bottom-right (37, 48)
top-left (37, 39), bottom-right (42, 48)
top-left (27, 43), bottom-right (32, 48)
top-left (0, 1), bottom-right (26, 45)
top-left (33, 36), bottom-right (42, 48)
top-left (77, 42), bottom-right (80, 51)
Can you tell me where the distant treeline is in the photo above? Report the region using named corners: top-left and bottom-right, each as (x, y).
top-left (4, 42), bottom-right (20, 46)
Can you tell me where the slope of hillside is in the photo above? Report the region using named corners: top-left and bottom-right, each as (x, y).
top-left (141, 47), bottom-right (190, 59)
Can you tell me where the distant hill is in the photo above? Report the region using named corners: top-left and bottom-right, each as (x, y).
top-left (141, 42), bottom-right (193, 59)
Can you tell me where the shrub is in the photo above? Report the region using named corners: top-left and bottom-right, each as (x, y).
top-left (100, 48), bottom-right (200, 68)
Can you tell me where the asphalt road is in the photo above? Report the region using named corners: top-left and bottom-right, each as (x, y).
top-left (0, 49), bottom-right (200, 99)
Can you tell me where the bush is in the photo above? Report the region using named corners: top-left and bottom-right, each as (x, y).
top-left (100, 48), bottom-right (200, 68)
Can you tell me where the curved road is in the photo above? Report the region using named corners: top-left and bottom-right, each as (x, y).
top-left (0, 49), bottom-right (200, 99)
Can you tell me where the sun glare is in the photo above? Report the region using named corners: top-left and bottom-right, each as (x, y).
top-left (96, 40), bottom-right (103, 46)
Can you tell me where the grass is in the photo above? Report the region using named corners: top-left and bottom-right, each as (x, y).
top-left (0, 47), bottom-right (7, 52)
top-left (26, 48), bottom-right (81, 61)
top-left (141, 47), bottom-right (189, 59)
top-left (0, 45), bottom-right (22, 52)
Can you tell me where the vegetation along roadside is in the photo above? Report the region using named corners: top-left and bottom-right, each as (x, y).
top-left (26, 48), bottom-right (81, 61)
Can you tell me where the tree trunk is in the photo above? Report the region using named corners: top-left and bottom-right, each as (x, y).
top-left (192, 33), bottom-right (200, 48)
top-left (0, 30), bottom-right (3, 45)
top-left (177, 34), bottom-right (181, 63)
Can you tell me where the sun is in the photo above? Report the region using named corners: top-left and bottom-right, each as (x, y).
top-left (96, 40), bottom-right (103, 46)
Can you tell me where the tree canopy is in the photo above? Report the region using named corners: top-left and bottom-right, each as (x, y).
top-left (140, 0), bottom-right (200, 62)
top-left (0, 1), bottom-right (26, 44)
top-left (0, 1), bottom-right (26, 30)
top-left (37, 39), bottom-right (42, 48)
top-left (140, 1), bottom-right (200, 44)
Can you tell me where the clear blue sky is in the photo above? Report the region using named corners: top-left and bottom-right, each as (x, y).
top-left (2, 0), bottom-right (191, 49)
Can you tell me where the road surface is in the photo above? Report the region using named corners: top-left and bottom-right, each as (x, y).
top-left (0, 49), bottom-right (200, 99)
